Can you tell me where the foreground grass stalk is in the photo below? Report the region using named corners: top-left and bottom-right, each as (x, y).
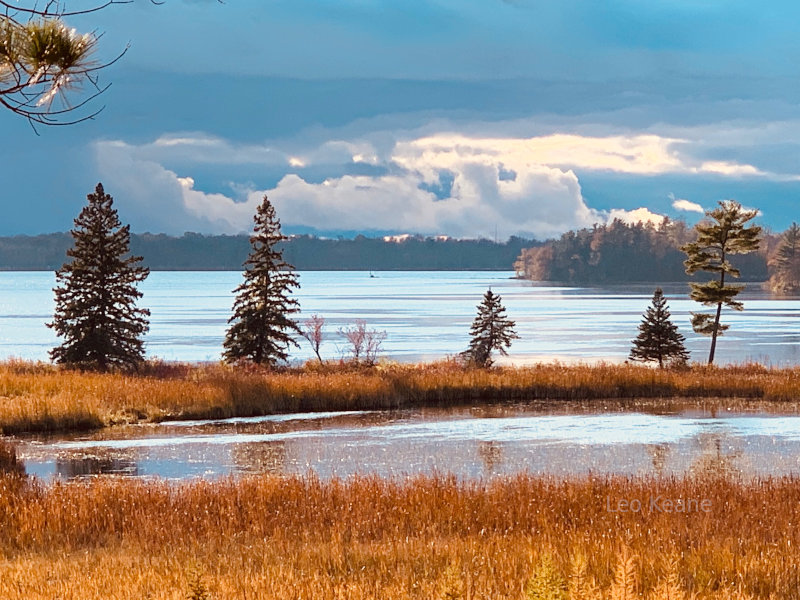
top-left (1, 360), bottom-right (800, 434)
top-left (0, 473), bottom-right (796, 598)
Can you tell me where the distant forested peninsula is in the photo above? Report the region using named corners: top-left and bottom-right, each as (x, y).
top-left (514, 218), bottom-right (781, 284)
top-left (0, 233), bottom-right (536, 271)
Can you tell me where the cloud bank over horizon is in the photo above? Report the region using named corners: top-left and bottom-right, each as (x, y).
top-left (93, 124), bottom-right (789, 240)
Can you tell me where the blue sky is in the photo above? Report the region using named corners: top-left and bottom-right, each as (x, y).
top-left (3, 0), bottom-right (800, 239)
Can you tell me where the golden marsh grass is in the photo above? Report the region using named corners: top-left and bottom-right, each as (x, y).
top-left (0, 473), bottom-right (797, 598)
top-left (1, 360), bottom-right (800, 434)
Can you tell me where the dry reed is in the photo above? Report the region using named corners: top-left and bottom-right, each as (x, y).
top-left (0, 473), bottom-right (797, 598)
top-left (1, 360), bottom-right (800, 434)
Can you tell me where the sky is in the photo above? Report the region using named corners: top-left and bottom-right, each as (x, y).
top-left (3, 0), bottom-right (800, 240)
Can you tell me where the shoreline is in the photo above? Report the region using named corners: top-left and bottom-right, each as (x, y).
top-left (1, 360), bottom-right (800, 436)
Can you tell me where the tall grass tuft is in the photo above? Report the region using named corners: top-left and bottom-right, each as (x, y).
top-left (439, 560), bottom-right (466, 600)
top-left (611, 547), bottom-right (639, 600)
top-left (185, 565), bottom-right (211, 600)
top-left (652, 557), bottom-right (688, 600)
top-left (0, 440), bottom-right (23, 476)
top-left (569, 553), bottom-right (602, 600)
top-left (527, 553), bottom-right (568, 600)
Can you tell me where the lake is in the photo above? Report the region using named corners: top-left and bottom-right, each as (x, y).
top-left (0, 271), bottom-right (798, 365)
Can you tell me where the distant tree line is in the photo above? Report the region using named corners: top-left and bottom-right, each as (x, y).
top-left (0, 232), bottom-right (535, 271)
top-left (514, 218), bottom-right (773, 284)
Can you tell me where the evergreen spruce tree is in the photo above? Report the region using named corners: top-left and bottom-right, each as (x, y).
top-left (629, 288), bottom-right (690, 368)
top-left (223, 195), bottom-right (300, 365)
top-left (48, 183), bottom-right (150, 370)
top-left (682, 200), bottom-right (761, 365)
top-left (768, 222), bottom-right (800, 293)
top-left (462, 289), bottom-right (519, 367)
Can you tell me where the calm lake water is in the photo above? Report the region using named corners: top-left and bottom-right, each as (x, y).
top-left (16, 404), bottom-right (800, 481)
top-left (0, 270), bottom-right (798, 364)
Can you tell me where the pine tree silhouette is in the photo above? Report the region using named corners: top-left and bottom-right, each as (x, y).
top-left (48, 183), bottom-right (150, 370)
top-left (463, 289), bottom-right (519, 367)
top-left (223, 195), bottom-right (300, 365)
top-left (629, 288), bottom-right (689, 368)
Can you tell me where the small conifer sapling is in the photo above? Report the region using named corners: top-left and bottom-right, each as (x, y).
top-left (629, 288), bottom-right (690, 368)
top-left (463, 289), bottom-right (519, 368)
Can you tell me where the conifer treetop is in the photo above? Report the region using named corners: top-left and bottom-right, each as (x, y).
top-left (768, 222), bottom-right (800, 293)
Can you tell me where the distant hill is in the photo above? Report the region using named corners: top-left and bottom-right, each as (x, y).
top-left (0, 233), bottom-right (537, 271)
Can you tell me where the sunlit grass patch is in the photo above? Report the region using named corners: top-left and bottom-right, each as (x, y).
top-left (0, 360), bottom-right (799, 435)
top-left (0, 473), bottom-right (797, 598)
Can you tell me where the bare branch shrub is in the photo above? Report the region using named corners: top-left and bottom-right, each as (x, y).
top-left (301, 314), bottom-right (325, 363)
top-left (338, 319), bottom-right (387, 365)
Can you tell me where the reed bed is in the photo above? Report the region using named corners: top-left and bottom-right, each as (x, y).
top-left (0, 473), bottom-right (797, 598)
top-left (1, 360), bottom-right (800, 435)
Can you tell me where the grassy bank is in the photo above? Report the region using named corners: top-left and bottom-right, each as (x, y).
top-left (2, 360), bottom-right (800, 435)
top-left (0, 472), bottom-right (796, 598)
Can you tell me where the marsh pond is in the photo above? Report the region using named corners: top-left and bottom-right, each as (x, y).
top-left (13, 402), bottom-right (800, 481)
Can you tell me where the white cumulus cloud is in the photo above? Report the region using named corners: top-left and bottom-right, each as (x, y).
top-left (172, 166), bottom-right (599, 239)
top-left (91, 126), bottom-right (776, 238)
top-left (606, 207), bottom-right (666, 227)
top-left (670, 195), bottom-right (705, 213)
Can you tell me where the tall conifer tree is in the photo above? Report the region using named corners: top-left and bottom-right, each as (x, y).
top-left (768, 222), bottom-right (800, 293)
top-left (629, 288), bottom-right (689, 368)
top-left (463, 289), bottom-right (519, 367)
top-left (48, 183), bottom-right (150, 370)
top-left (682, 200), bottom-right (761, 365)
top-left (223, 195), bottom-right (300, 365)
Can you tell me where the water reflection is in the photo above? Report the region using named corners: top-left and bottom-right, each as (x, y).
top-left (13, 403), bottom-right (800, 482)
top-left (56, 456), bottom-right (139, 479)
top-left (232, 442), bottom-right (287, 475)
top-left (688, 433), bottom-right (743, 479)
top-left (478, 441), bottom-right (504, 475)
top-left (647, 444), bottom-right (670, 477)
